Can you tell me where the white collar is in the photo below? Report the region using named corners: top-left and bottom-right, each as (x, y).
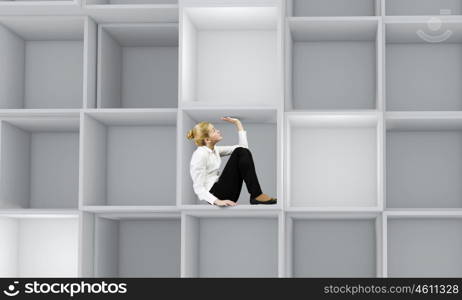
top-left (200, 145), bottom-right (218, 154)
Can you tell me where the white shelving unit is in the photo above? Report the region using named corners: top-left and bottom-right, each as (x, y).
top-left (0, 0), bottom-right (460, 278)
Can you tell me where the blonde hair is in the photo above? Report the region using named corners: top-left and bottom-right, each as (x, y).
top-left (186, 121), bottom-right (212, 146)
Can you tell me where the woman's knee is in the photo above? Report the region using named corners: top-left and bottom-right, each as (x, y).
top-left (234, 147), bottom-right (251, 156)
top-left (234, 147), bottom-right (252, 164)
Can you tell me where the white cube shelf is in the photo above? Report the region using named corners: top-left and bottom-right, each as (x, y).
top-left (81, 110), bottom-right (177, 208)
top-left (0, 213), bottom-right (79, 277)
top-left (180, 5), bottom-right (281, 106)
top-left (0, 117), bottom-right (80, 210)
top-left (386, 0), bottom-right (462, 16)
top-left (182, 211), bottom-right (281, 277)
top-left (287, 0), bottom-right (380, 17)
top-left (97, 23), bottom-right (178, 109)
top-left (286, 113), bottom-right (380, 209)
top-left (3, 0), bottom-right (462, 279)
top-left (286, 213), bottom-right (381, 277)
top-left (287, 18), bottom-right (378, 110)
top-left (0, 17), bottom-right (95, 109)
top-left (180, 107), bottom-right (279, 206)
top-left (386, 21), bottom-right (462, 111)
top-left (81, 212), bottom-right (181, 277)
top-left (386, 113), bottom-right (462, 208)
top-left (387, 213), bottom-right (462, 277)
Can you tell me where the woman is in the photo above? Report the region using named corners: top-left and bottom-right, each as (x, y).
top-left (187, 117), bottom-right (277, 207)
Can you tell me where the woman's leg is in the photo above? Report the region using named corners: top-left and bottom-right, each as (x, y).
top-left (209, 147), bottom-right (263, 202)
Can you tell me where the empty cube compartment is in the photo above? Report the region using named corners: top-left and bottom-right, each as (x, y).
top-left (183, 212), bottom-right (279, 277)
top-left (287, 113), bottom-right (379, 208)
top-left (181, 6), bottom-right (280, 106)
top-left (0, 17), bottom-right (86, 109)
top-left (0, 214), bottom-right (79, 277)
top-left (387, 114), bottom-right (462, 208)
top-left (288, 214), bottom-right (378, 277)
top-left (181, 108), bottom-right (278, 206)
top-left (288, 0), bottom-right (378, 17)
top-left (386, 0), bottom-right (462, 15)
top-left (0, 117), bottom-right (80, 209)
top-left (81, 110), bottom-right (177, 207)
top-left (287, 19), bottom-right (378, 110)
top-left (386, 22), bottom-right (462, 110)
top-left (89, 213), bottom-right (181, 277)
top-left (388, 216), bottom-right (462, 277)
top-left (98, 24), bottom-right (178, 108)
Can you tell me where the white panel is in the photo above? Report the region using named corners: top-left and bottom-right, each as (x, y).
top-left (24, 41), bottom-right (83, 108)
top-left (180, 12), bottom-right (197, 104)
top-left (18, 217), bottom-right (79, 277)
top-left (0, 24), bottom-right (24, 108)
top-left (84, 17), bottom-right (97, 109)
top-left (81, 114), bottom-right (107, 206)
top-left (29, 132), bottom-right (79, 209)
top-left (98, 24), bottom-right (178, 108)
top-left (0, 217), bottom-right (19, 277)
top-left (289, 18), bottom-right (378, 42)
top-left (99, 27), bottom-right (122, 108)
top-left (288, 115), bottom-right (378, 208)
top-left (94, 216), bottom-right (119, 276)
top-left (196, 30), bottom-right (279, 105)
top-left (292, 0), bottom-right (376, 17)
top-left (184, 6), bottom-right (277, 30)
top-left (0, 17), bottom-right (84, 40)
top-left (0, 122), bottom-right (31, 209)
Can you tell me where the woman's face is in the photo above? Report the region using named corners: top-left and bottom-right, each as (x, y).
top-left (207, 125), bottom-right (223, 143)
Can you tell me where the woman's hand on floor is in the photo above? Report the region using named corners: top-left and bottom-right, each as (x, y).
top-left (213, 199), bottom-right (237, 207)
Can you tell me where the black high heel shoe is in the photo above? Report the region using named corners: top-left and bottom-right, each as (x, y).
top-left (250, 196), bottom-right (277, 205)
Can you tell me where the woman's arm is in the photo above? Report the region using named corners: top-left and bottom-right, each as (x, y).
top-left (233, 118), bottom-right (244, 132)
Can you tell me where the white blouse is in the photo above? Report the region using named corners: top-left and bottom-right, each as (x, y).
top-left (189, 130), bottom-right (249, 205)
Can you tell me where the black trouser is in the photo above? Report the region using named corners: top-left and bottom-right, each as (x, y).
top-left (209, 147), bottom-right (263, 203)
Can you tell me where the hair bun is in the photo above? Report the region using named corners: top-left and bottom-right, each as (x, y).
top-left (186, 129), bottom-right (195, 140)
